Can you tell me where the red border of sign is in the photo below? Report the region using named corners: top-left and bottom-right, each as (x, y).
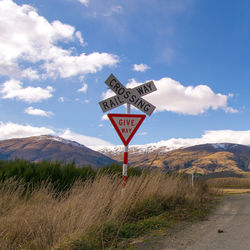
top-left (108, 114), bottom-right (146, 146)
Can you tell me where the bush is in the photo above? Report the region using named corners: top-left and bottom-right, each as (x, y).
top-left (0, 160), bottom-right (142, 192)
top-left (0, 160), bottom-right (96, 192)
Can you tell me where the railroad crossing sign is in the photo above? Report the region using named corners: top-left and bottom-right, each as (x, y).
top-left (108, 114), bottom-right (146, 146)
top-left (99, 73), bottom-right (157, 187)
top-left (99, 74), bottom-right (157, 116)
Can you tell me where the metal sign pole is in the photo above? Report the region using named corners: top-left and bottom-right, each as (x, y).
top-left (122, 103), bottom-right (130, 187)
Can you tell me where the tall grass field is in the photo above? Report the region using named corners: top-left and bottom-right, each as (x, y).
top-left (207, 177), bottom-right (250, 189)
top-left (0, 160), bottom-right (213, 249)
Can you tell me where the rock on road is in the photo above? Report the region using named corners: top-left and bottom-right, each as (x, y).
top-left (134, 193), bottom-right (250, 250)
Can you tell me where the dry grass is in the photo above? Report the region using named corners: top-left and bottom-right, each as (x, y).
top-left (0, 172), bottom-right (210, 249)
top-left (207, 177), bottom-right (250, 189)
top-left (220, 188), bottom-right (250, 194)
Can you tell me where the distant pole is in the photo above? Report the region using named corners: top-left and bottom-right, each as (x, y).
top-left (122, 103), bottom-right (130, 187)
top-left (191, 172), bottom-right (194, 187)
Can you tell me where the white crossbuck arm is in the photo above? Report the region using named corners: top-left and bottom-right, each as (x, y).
top-left (99, 74), bottom-right (157, 116)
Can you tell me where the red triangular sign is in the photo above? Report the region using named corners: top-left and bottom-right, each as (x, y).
top-left (108, 114), bottom-right (146, 146)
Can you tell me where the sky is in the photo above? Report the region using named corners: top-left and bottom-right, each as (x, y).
top-left (1, 0), bottom-right (250, 147)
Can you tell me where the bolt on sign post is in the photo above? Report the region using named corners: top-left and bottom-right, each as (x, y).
top-left (99, 74), bottom-right (157, 186)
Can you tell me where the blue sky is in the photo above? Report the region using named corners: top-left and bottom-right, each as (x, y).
top-left (1, 0), bottom-right (250, 147)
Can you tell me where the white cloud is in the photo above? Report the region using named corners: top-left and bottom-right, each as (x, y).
top-left (24, 106), bottom-right (54, 117)
top-left (58, 97), bottom-right (65, 102)
top-left (0, 0), bottom-right (119, 79)
top-left (0, 122), bottom-right (113, 146)
top-left (101, 89), bottom-right (114, 100)
top-left (78, 0), bottom-right (89, 6)
top-left (75, 31), bottom-right (87, 45)
top-left (20, 68), bottom-right (40, 80)
top-left (133, 64), bottom-right (150, 72)
top-left (104, 5), bottom-right (123, 16)
top-left (101, 114), bottom-right (108, 120)
top-left (111, 5), bottom-right (123, 13)
top-left (200, 130), bottom-right (250, 145)
top-left (224, 106), bottom-right (239, 113)
top-left (1, 121), bottom-right (250, 148)
top-left (43, 51), bottom-right (119, 78)
top-left (0, 122), bottom-right (55, 140)
top-left (1, 79), bottom-right (54, 103)
top-left (138, 132), bottom-right (148, 136)
top-left (126, 77), bottom-right (237, 115)
top-left (59, 129), bottom-right (113, 146)
top-left (77, 83), bottom-right (88, 93)
top-left (149, 130), bottom-right (250, 149)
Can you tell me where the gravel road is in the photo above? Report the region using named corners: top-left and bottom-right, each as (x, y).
top-left (133, 193), bottom-right (250, 250)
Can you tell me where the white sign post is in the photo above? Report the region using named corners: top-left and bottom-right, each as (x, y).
top-left (99, 74), bottom-right (157, 186)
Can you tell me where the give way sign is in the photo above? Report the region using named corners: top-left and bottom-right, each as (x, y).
top-left (108, 113), bottom-right (146, 146)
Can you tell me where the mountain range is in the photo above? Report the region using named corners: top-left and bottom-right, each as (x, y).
top-left (93, 142), bottom-right (250, 175)
top-left (0, 135), bottom-right (116, 169)
top-left (0, 135), bottom-right (250, 175)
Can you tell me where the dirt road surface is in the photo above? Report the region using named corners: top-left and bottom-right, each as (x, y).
top-left (132, 193), bottom-right (250, 250)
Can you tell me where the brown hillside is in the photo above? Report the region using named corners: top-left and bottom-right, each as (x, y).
top-left (105, 143), bottom-right (250, 174)
top-left (0, 135), bottom-right (116, 168)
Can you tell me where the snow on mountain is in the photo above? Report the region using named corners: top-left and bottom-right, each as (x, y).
top-left (91, 139), bottom-right (250, 157)
top-left (35, 135), bottom-right (86, 149)
top-left (91, 141), bottom-right (250, 174)
top-left (212, 143), bottom-right (228, 150)
top-left (90, 139), bottom-right (191, 155)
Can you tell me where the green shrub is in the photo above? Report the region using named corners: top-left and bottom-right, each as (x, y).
top-left (0, 160), bottom-right (142, 192)
top-left (0, 160), bottom-right (96, 192)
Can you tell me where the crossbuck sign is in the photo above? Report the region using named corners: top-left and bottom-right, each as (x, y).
top-left (99, 74), bottom-right (157, 116)
top-left (99, 73), bottom-right (157, 186)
